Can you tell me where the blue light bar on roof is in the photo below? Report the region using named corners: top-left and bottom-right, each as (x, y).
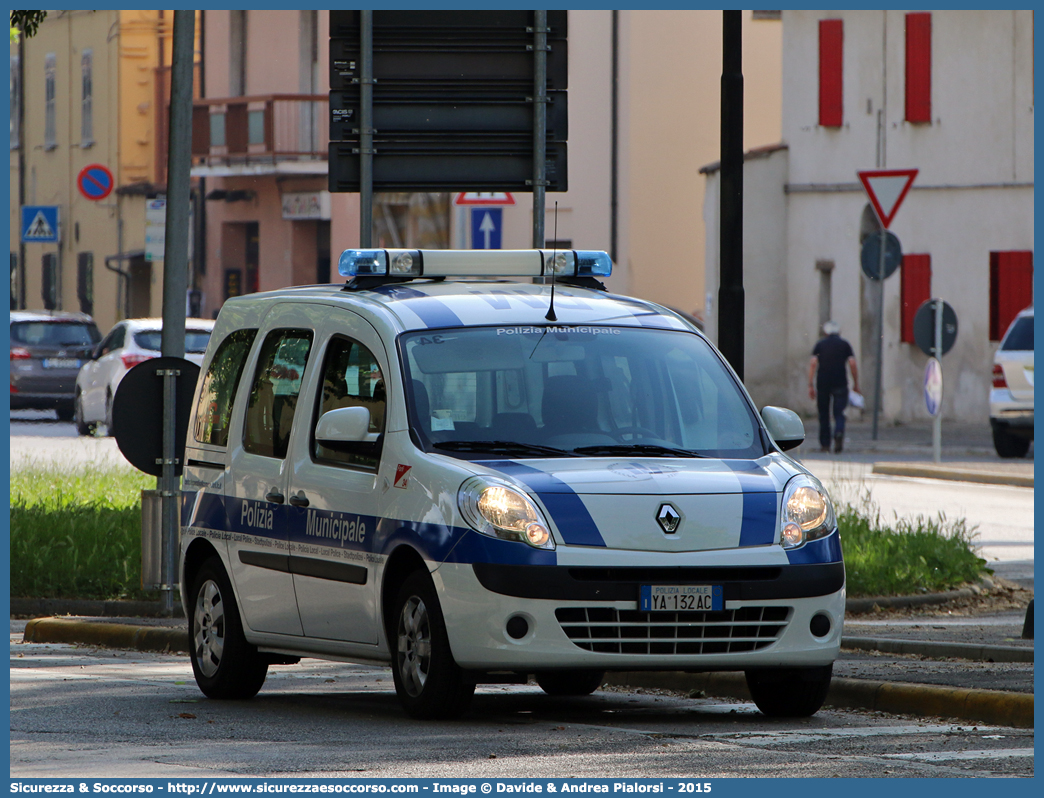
top-left (337, 249), bottom-right (612, 279)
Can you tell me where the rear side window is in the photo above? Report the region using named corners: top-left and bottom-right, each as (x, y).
top-left (1001, 315), bottom-right (1034, 352)
top-left (135, 329), bottom-right (213, 353)
top-left (11, 321), bottom-right (100, 347)
top-left (312, 335), bottom-right (386, 470)
top-left (243, 329), bottom-right (314, 459)
top-left (194, 328), bottom-right (257, 447)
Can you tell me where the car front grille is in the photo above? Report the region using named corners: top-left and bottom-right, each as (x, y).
top-left (554, 605), bottom-right (791, 655)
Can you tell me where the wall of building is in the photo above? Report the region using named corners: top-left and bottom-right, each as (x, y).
top-left (702, 10), bottom-right (1034, 424)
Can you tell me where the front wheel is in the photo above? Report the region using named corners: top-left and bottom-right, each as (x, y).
top-left (745, 664), bottom-right (833, 717)
top-left (535, 669), bottom-right (605, 696)
top-left (390, 570), bottom-right (475, 719)
top-left (993, 425), bottom-right (1030, 458)
top-left (189, 555), bottom-right (268, 699)
top-left (73, 392), bottom-right (91, 436)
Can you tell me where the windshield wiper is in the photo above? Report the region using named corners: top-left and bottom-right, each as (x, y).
top-left (432, 440), bottom-right (575, 457)
top-left (571, 444), bottom-right (706, 458)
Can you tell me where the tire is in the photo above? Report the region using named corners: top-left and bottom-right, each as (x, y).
top-left (744, 664), bottom-right (833, 718)
top-left (535, 669), bottom-right (605, 697)
top-left (189, 555), bottom-right (268, 700)
top-left (73, 393), bottom-right (91, 436)
top-left (993, 426), bottom-right (1030, 458)
top-left (390, 570), bottom-right (475, 719)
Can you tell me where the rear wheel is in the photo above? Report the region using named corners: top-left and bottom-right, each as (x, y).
top-left (189, 556), bottom-right (268, 700)
top-left (745, 664), bottom-right (833, 717)
top-left (535, 669), bottom-right (605, 696)
top-left (993, 426), bottom-right (1030, 458)
top-left (55, 402), bottom-right (75, 423)
top-left (390, 570), bottom-right (475, 719)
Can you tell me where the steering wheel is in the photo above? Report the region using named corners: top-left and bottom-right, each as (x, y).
top-left (613, 426), bottom-right (658, 441)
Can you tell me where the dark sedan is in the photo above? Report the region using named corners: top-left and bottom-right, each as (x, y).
top-left (10, 310), bottom-right (101, 420)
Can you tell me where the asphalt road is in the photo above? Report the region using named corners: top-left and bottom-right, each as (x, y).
top-left (9, 634), bottom-right (1035, 779)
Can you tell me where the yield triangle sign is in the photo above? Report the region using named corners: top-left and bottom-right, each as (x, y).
top-left (857, 169), bottom-right (918, 228)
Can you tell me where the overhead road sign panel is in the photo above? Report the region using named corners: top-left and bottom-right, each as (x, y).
top-left (857, 169), bottom-right (918, 228)
top-left (21, 206), bottom-right (60, 243)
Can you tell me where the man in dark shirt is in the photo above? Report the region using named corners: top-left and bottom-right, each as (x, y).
top-left (808, 321), bottom-right (860, 453)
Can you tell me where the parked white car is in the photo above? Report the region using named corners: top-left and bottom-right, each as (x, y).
top-left (74, 317), bottom-right (215, 435)
top-left (989, 306), bottom-right (1033, 457)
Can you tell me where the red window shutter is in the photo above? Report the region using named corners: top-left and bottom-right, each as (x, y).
top-left (990, 251), bottom-right (1034, 340)
top-left (900, 254), bottom-right (931, 344)
top-left (905, 12), bottom-right (932, 123)
top-left (818, 19), bottom-right (843, 127)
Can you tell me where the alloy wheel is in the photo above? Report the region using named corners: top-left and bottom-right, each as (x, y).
top-left (396, 595), bottom-right (432, 697)
top-left (194, 579), bottom-right (225, 678)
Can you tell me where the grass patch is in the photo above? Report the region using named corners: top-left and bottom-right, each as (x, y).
top-left (10, 462), bottom-right (156, 600)
top-left (838, 489), bottom-right (989, 597)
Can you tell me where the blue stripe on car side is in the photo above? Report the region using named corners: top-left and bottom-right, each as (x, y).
top-left (475, 460), bottom-right (608, 547)
top-left (785, 530), bottom-right (843, 564)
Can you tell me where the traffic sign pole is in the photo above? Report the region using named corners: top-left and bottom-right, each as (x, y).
top-left (872, 228), bottom-right (886, 440)
top-left (933, 297), bottom-right (943, 463)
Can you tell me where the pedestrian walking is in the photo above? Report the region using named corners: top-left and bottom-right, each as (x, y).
top-left (808, 321), bottom-right (860, 453)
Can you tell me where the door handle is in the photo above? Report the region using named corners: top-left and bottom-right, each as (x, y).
top-left (265, 488), bottom-right (285, 504)
top-left (289, 492), bottom-right (310, 508)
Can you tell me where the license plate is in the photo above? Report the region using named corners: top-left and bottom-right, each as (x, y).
top-left (640, 585), bottom-right (723, 612)
top-left (42, 358), bottom-right (80, 369)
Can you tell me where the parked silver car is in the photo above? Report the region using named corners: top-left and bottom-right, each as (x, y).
top-left (989, 306), bottom-right (1033, 457)
top-left (10, 310), bottom-right (101, 421)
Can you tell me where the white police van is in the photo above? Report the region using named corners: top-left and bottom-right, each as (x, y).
top-left (180, 249), bottom-right (844, 719)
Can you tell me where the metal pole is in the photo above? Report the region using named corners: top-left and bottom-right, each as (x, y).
top-left (159, 9), bottom-right (195, 616)
top-left (871, 228), bottom-right (886, 440)
top-left (360, 11), bottom-right (374, 247)
top-left (718, 10), bottom-right (744, 379)
top-left (933, 297), bottom-right (943, 463)
top-left (532, 10), bottom-right (548, 249)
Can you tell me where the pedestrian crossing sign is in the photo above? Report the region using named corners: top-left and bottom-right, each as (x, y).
top-left (21, 206), bottom-right (60, 243)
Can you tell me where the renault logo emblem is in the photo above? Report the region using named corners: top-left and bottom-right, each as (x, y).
top-left (656, 503), bottom-right (681, 534)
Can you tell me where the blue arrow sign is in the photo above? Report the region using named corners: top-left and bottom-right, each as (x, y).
top-left (471, 208), bottom-right (502, 250)
top-left (21, 206), bottom-right (60, 243)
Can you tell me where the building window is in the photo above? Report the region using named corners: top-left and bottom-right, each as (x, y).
top-left (900, 254), bottom-right (931, 344)
top-left (905, 12), bottom-right (932, 123)
top-left (10, 55), bottom-right (20, 149)
top-left (990, 251), bottom-right (1033, 341)
top-left (42, 253), bottom-right (58, 310)
top-left (81, 49), bottom-right (94, 147)
top-left (44, 53), bottom-right (57, 149)
top-left (818, 19), bottom-right (843, 128)
top-left (77, 252), bottom-right (94, 315)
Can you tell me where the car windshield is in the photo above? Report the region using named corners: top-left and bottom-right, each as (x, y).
top-left (1001, 315), bottom-right (1033, 352)
top-left (400, 325), bottom-right (766, 459)
top-left (11, 321), bottom-right (100, 347)
top-left (134, 329), bottom-right (213, 354)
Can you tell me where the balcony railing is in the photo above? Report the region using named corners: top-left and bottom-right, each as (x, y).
top-left (189, 94), bottom-right (330, 166)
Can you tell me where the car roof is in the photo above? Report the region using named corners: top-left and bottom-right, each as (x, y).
top-left (114, 317), bottom-right (216, 332)
top-left (223, 281), bottom-right (697, 335)
top-left (10, 310), bottom-right (96, 324)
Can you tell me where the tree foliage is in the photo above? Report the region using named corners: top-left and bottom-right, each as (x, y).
top-left (10, 10), bottom-right (47, 38)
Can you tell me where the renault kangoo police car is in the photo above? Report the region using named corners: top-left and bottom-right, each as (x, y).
top-left (180, 249), bottom-right (844, 719)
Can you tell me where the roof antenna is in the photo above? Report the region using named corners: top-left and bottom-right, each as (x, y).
top-left (544, 202), bottom-right (559, 322)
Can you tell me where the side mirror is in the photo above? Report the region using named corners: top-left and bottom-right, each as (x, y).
top-left (761, 406), bottom-right (805, 452)
top-left (315, 406), bottom-right (371, 444)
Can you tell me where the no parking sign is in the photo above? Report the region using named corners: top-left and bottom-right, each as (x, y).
top-left (77, 164), bottom-right (114, 201)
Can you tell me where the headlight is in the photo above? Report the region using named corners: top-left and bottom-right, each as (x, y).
top-left (458, 476), bottom-right (555, 550)
top-left (780, 475), bottom-right (836, 549)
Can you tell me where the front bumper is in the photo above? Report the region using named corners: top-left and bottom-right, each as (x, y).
top-left (436, 559), bottom-right (844, 671)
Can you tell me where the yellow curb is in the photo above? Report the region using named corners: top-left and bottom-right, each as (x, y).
top-left (872, 462), bottom-right (1033, 488)
top-left (23, 618), bottom-right (190, 654)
